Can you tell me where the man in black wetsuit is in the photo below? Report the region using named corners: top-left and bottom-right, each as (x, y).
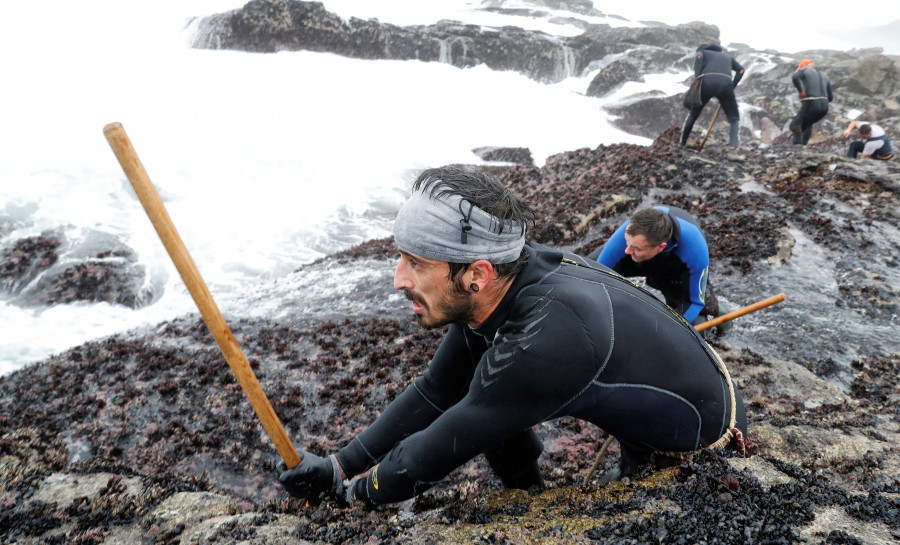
top-left (789, 59), bottom-right (833, 146)
top-left (681, 44), bottom-right (746, 161)
top-left (278, 167), bottom-right (750, 507)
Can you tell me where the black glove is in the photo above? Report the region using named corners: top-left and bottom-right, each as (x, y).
top-left (277, 451), bottom-right (347, 503)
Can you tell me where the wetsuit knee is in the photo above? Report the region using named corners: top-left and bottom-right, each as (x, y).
top-left (484, 430), bottom-right (545, 490)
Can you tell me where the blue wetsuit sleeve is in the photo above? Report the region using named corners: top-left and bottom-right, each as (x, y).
top-left (673, 221), bottom-right (709, 323)
top-left (596, 222), bottom-right (629, 271)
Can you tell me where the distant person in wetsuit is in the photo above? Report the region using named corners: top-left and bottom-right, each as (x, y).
top-left (789, 59), bottom-right (833, 146)
top-left (588, 206), bottom-right (729, 331)
top-left (277, 167), bottom-right (751, 507)
top-left (681, 44), bottom-right (746, 161)
top-left (844, 121), bottom-right (894, 160)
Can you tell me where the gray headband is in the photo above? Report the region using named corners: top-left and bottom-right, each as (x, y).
top-left (393, 188), bottom-right (526, 264)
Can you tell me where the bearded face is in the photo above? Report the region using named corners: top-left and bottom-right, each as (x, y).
top-left (394, 250), bottom-right (477, 329)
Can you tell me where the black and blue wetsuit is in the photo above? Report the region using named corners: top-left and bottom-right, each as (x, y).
top-left (680, 44), bottom-right (745, 148)
top-left (336, 241), bottom-right (746, 505)
top-left (591, 205), bottom-right (716, 324)
top-left (790, 68), bottom-right (833, 145)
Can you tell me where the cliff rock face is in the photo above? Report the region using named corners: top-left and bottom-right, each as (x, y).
top-left (192, 0), bottom-right (900, 145)
top-left (191, 0), bottom-right (718, 84)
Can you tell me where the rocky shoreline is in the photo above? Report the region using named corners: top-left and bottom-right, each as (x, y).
top-left (2, 127), bottom-right (898, 543)
top-left (2, 1), bottom-right (900, 543)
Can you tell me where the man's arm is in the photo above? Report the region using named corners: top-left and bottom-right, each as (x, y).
top-left (693, 51), bottom-right (705, 77)
top-left (673, 222), bottom-right (710, 323)
top-left (336, 324), bottom-right (482, 478)
top-left (843, 120), bottom-right (861, 138)
top-left (731, 57), bottom-right (745, 87)
top-left (791, 71), bottom-right (806, 96)
top-left (594, 222), bottom-right (629, 270)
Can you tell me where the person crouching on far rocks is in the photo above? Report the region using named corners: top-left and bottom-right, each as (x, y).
top-left (277, 166), bottom-right (753, 507)
top-left (844, 120), bottom-right (893, 160)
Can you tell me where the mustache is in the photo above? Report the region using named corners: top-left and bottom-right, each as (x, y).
top-left (403, 290), bottom-right (426, 307)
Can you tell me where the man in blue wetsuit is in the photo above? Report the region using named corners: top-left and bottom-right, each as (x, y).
top-left (789, 59), bottom-right (833, 146)
top-left (589, 205), bottom-right (726, 328)
top-left (680, 44), bottom-right (746, 161)
top-left (277, 167), bottom-right (751, 507)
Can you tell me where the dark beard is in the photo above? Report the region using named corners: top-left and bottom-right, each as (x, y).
top-left (415, 278), bottom-right (476, 329)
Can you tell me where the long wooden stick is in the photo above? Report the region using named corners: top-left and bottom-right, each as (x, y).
top-left (695, 292), bottom-right (786, 332)
top-left (103, 122), bottom-right (301, 469)
top-left (697, 104), bottom-right (722, 152)
top-left (584, 292), bottom-right (785, 483)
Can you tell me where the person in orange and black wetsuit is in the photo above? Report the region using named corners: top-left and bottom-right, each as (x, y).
top-left (789, 59), bottom-right (833, 146)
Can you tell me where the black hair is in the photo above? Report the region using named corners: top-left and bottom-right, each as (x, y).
top-left (858, 124), bottom-right (872, 136)
top-left (412, 166), bottom-right (535, 280)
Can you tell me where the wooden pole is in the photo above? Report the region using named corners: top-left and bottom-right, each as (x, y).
top-left (103, 122), bottom-right (301, 469)
top-left (584, 293), bottom-right (785, 483)
top-left (582, 435), bottom-right (615, 486)
top-left (697, 104), bottom-right (722, 152)
top-left (695, 293), bottom-right (786, 332)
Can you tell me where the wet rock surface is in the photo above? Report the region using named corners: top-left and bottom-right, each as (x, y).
top-left (0, 234), bottom-right (61, 294)
top-left (0, 229), bottom-right (155, 310)
top-left (2, 126), bottom-right (899, 544)
top-left (472, 146), bottom-right (535, 167)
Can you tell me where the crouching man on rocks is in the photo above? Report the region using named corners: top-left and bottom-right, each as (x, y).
top-left (278, 166), bottom-right (751, 507)
top-left (844, 121), bottom-right (893, 160)
top-left (589, 205), bottom-right (731, 334)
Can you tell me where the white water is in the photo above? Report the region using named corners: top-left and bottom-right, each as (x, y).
top-left (0, 0), bottom-right (894, 374)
